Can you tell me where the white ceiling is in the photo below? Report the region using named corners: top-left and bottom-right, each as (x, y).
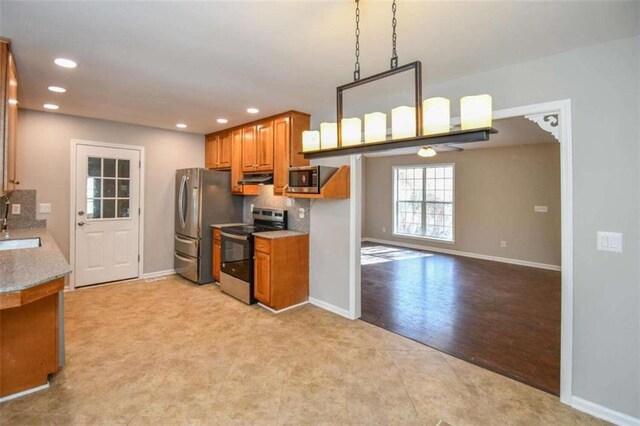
top-left (1, 1), bottom-right (638, 134)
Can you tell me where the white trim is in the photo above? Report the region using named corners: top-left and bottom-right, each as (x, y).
top-left (141, 269), bottom-right (175, 280)
top-left (0, 382), bottom-right (49, 403)
top-left (69, 139), bottom-right (146, 291)
top-left (571, 397), bottom-right (640, 426)
top-left (348, 155), bottom-right (362, 320)
top-left (354, 99), bottom-right (574, 406)
top-left (309, 296), bottom-right (353, 319)
top-left (258, 300), bottom-right (309, 314)
top-left (362, 237), bottom-right (561, 271)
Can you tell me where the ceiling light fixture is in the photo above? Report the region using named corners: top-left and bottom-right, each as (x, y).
top-left (217, 118), bottom-right (228, 124)
top-left (48, 86), bottom-right (66, 93)
top-left (417, 146), bottom-right (437, 158)
top-left (176, 123), bottom-right (188, 129)
top-left (54, 58), bottom-right (77, 68)
top-left (302, 0), bottom-right (496, 158)
top-left (43, 103), bottom-right (59, 110)
top-left (246, 108), bottom-right (259, 114)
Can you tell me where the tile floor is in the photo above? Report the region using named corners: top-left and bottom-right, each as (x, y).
top-left (0, 275), bottom-right (604, 425)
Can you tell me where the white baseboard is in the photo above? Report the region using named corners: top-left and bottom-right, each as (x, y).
top-left (308, 297), bottom-right (354, 319)
top-left (258, 301), bottom-right (309, 314)
top-left (362, 237), bottom-right (561, 271)
top-left (571, 396), bottom-right (640, 426)
top-left (141, 269), bottom-right (175, 279)
top-left (0, 382), bottom-right (49, 403)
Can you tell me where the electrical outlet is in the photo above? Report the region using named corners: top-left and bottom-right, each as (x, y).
top-left (382, 227), bottom-right (387, 233)
top-left (500, 241), bottom-right (507, 248)
top-left (534, 206), bottom-right (548, 213)
top-left (11, 203), bottom-right (20, 215)
top-left (250, 204), bottom-right (255, 213)
top-left (597, 231), bottom-right (623, 253)
top-left (39, 203), bottom-right (52, 214)
top-left (298, 208), bottom-right (305, 219)
top-left (286, 198), bottom-right (294, 207)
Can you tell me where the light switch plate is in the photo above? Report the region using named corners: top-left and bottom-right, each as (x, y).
top-left (597, 231), bottom-right (623, 253)
top-left (11, 203), bottom-right (20, 215)
top-left (286, 198), bottom-right (294, 207)
top-left (534, 206), bottom-right (548, 213)
top-left (39, 203), bottom-right (52, 214)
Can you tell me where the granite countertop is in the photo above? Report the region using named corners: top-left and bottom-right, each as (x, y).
top-left (211, 223), bottom-right (248, 229)
top-left (0, 228), bottom-right (72, 294)
top-left (252, 230), bottom-right (309, 239)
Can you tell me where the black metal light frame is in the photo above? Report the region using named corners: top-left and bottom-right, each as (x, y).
top-left (303, 60), bottom-right (497, 159)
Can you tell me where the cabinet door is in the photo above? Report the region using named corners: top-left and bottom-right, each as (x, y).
top-left (242, 126), bottom-right (257, 172)
top-left (254, 250), bottom-right (271, 305)
top-left (256, 121), bottom-right (274, 172)
top-left (213, 240), bottom-right (221, 282)
top-left (5, 51), bottom-right (18, 192)
top-left (231, 130), bottom-right (244, 193)
top-left (217, 133), bottom-right (231, 169)
top-left (273, 116), bottom-right (290, 195)
top-left (205, 136), bottom-right (218, 169)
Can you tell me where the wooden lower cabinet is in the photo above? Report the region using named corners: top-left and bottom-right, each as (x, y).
top-left (253, 235), bottom-right (309, 311)
top-left (213, 228), bottom-right (221, 282)
top-left (0, 278), bottom-right (63, 398)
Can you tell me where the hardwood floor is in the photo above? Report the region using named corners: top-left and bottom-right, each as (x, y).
top-left (361, 242), bottom-right (561, 395)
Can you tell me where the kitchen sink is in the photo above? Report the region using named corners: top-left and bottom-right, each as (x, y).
top-left (0, 237), bottom-right (42, 251)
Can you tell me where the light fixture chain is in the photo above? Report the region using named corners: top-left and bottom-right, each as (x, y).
top-left (354, 0), bottom-right (361, 81)
top-left (390, 0), bottom-right (398, 69)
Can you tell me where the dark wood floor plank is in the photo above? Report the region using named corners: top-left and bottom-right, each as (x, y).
top-left (360, 242), bottom-right (561, 395)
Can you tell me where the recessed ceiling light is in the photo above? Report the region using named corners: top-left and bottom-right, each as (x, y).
top-left (48, 86), bottom-right (66, 93)
top-left (43, 103), bottom-right (59, 110)
top-left (54, 58), bottom-right (77, 68)
top-left (176, 123), bottom-right (187, 129)
top-left (8, 99), bottom-right (18, 105)
top-left (216, 118), bottom-right (228, 124)
top-left (246, 108), bottom-right (259, 114)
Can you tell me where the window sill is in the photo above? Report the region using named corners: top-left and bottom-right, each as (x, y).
top-left (392, 232), bottom-right (455, 245)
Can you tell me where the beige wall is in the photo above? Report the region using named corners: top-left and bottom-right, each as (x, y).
top-left (364, 143), bottom-right (561, 266)
top-left (15, 109), bottom-right (204, 273)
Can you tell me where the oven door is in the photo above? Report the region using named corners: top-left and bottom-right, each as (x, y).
top-left (221, 232), bottom-right (252, 283)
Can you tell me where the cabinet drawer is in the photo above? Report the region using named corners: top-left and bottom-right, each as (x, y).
top-left (254, 237), bottom-right (271, 254)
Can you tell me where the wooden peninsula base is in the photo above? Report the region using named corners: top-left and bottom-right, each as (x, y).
top-left (0, 278), bottom-right (63, 399)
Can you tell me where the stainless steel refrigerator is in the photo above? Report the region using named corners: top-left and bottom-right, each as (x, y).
top-left (174, 168), bottom-right (243, 284)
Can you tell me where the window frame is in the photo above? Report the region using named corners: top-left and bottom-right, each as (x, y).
top-left (392, 163), bottom-right (455, 244)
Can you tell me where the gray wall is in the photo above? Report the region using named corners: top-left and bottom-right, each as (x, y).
top-left (364, 143), bottom-right (561, 266)
top-left (309, 36), bottom-right (639, 417)
top-left (15, 109), bottom-right (204, 273)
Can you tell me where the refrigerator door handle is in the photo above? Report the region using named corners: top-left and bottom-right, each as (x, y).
top-left (178, 174), bottom-right (187, 228)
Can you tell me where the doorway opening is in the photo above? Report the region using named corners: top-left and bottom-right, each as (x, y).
top-left (357, 102), bottom-right (571, 398)
top-left (69, 140), bottom-right (145, 290)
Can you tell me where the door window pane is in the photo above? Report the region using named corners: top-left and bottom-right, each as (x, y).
top-left (88, 157), bottom-right (101, 177)
top-left (118, 179), bottom-right (130, 197)
top-left (103, 158), bottom-right (116, 177)
top-left (103, 199), bottom-right (116, 218)
top-left (87, 199), bottom-right (101, 219)
top-left (86, 178), bottom-right (101, 198)
top-left (118, 159), bottom-right (130, 178)
top-left (117, 200), bottom-right (130, 218)
top-left (103, 179), bottom-right (116, 197)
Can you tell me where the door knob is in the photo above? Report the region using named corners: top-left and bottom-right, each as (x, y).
top-left (78, 210), bottom-right (85, 216)
top-left (78, 221), bottom-right (88, 226)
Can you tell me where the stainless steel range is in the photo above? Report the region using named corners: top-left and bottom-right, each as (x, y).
top-left (219, 207), bottom-right (287, 304)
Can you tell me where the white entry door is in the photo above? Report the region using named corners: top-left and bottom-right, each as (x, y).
top-left (75, 144), bottom-right (140, 287)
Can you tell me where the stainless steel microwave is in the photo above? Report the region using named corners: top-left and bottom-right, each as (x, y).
top-left (287, 166), bottom-right (338, 194)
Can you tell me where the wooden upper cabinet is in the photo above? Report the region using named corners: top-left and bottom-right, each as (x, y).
top-left (205, 135), bottom-right (217, 169)
top-left (217, 133), bottom-right (231, 169)
top-left (256, 121), bottom-right (274, 172)
top-left (231, 129), bottom-right (243, 193)
top-left (242, 126), bottom-right (257, 172)
top-left (1, 40), bottom-right (19, 196)
top-left (273, 116), bottom-right (290, 195)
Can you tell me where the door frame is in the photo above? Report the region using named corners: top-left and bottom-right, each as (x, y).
top-left (69, 139), bottom-right (145, 290)
top-left (353, 99), bottom-right (573, 404)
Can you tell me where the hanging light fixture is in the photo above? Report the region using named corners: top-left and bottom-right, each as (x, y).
top-left (306, 0), bottom-right (497, 159)
top-left (417, 146), bottom-right (437, 158)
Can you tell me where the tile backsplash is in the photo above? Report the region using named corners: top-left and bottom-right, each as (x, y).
top-left (242, 185), bottom-right (310, 232)
top-left (1, 189), bottom-right (47, 229)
